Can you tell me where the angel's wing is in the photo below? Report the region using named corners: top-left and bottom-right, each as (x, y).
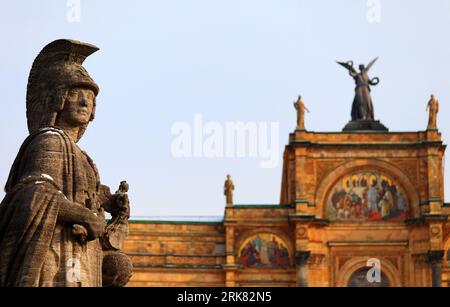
top-left (365, 57), bottom-right (379, 72)
top-left (337, 61), bottom-right (357, 75)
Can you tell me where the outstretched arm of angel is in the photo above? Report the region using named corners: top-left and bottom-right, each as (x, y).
top-left (365, 57), bottom-right (379, 73)
top-left (337, 60), bottom-right (357, 77)
top-left (366, 57), bottom-right (380, 86)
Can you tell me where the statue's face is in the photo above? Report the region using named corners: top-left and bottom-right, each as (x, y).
top-left (59, 87), bottom-right (95, 127)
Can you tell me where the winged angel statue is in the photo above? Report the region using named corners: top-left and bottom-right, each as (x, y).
top-left (337, 57), bottom-right (379, 121)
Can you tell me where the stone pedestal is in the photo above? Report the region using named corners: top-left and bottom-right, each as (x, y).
top-left (342, 120), bottom-right (388, 131)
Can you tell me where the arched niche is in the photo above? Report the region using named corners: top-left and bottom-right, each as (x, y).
top-left (347, 267), bottom-right (390, 287)
top-left (314, 159), bottom-right (420, 220)
top-left (238, 232), bottom-right (292, 268)
top-left (336, 257), bottom-right (402, 287)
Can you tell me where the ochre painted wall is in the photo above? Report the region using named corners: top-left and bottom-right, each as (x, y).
top-left (124, 130), bottom-right (449, 287)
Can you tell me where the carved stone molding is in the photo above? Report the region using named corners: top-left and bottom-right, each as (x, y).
top-left (307, 253), bottom-right (326, 267)
top-left (295, 251), bottom-right (311, 265)
top-left (412, 253), bottom-right (428, 266)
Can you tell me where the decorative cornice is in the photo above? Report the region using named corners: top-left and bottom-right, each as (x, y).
top-left (420, 198), bottom-right (443, 206)
top-left (128, 220), bottom-right (223, 225)
top-left (133, 263), bottom-right (223, 269)
top-left (290, 141), bottom-right (443, 148)
top-left (127, 253), bottom-right (224, 258)
top-left (294, 199), bottom-right (316, 207)
top-left (327, 241), bottom-right (408, 247)
top-left (222, 264), bottom-right (242, 271)
top-left (232, 204), bottom-right (294, 209)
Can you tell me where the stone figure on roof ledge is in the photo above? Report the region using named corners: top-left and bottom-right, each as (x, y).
top-left (224, 174), bottom-right (235, 206)
top-left (294, 95), bottom-right (309, 131)
top-left (426, 94), bottom-right (439, 130)
top-left (338, 57), bottom-right (388, 131)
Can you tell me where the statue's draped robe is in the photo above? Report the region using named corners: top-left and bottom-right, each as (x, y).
top-left (351, 73), bottom-right (374, 121)
top-left (224, 180), bottom-right (234, 205)
top-left (0, 127), bottom-right (104, 286)
top-left (427, 100), bottom-right (439, 129)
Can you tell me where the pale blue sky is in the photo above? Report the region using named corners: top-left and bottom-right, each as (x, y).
top-left (0, 1), bottom-right (449, 217)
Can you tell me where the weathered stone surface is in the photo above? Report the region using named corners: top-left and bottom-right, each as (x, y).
top-left (0, 39), bottom-right (132, 287)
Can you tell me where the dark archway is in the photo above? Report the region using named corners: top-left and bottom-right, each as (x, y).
top-left (348, 268), bottom-right (390, 287)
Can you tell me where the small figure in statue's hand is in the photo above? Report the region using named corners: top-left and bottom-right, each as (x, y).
top-left (101, 181), bottom-right (130, 251)
top-left (102, 181), bottom-right (130, 218)
top-left (117, 180), bottom-right (129, 194)
top-left (114, 181), bottom-right (130, 217)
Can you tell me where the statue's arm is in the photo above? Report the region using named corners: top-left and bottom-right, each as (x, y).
top-left (365, 57), bottom-right (379, 73)
top-left (337, 61), bottom-right (357, 77)
top-left (57, 199), bottom-right (105, 240)
top-left (98, 184), bottom-right (114, 212)
top-left (16, 133), bottom-right (104, 240)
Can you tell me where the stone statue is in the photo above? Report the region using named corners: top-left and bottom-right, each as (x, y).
top-left (293, 95), bottom-right (309, 130)
top-left (337, 57), bottom-right (380, 121)
top-left (0, 39), bottom-right (132, 287)
top-left (224, 174), bottom-right (234, 206)
top-left (426, 94), bottom-right (439, 130)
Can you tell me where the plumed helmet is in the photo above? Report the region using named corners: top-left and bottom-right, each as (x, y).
top-left (26, 39), bottom-right (99, 135)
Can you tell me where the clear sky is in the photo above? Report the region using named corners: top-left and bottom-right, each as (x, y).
top-left (0, 1), bottom-right (449, 217)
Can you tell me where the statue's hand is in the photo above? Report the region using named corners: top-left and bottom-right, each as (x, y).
top-left (72, 224), bottom-right (88, 243)
top-left (83, 212), bottom-right (106, 241)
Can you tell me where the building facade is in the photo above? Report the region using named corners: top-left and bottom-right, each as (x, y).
top-left (124, 115), bottom-right (449, 287)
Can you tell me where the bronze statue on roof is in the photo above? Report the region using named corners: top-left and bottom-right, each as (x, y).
top-left (337, 57), bottom-right (380, 121)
